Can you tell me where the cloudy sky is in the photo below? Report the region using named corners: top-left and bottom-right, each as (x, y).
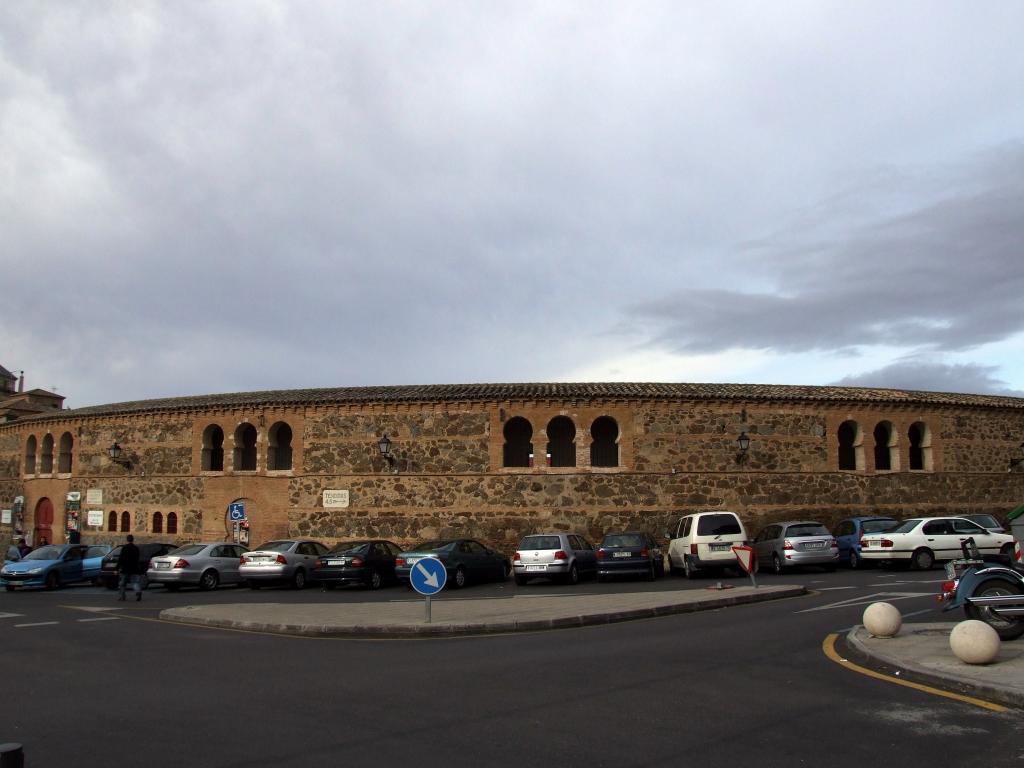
top-left (3, 1), bottom-right (1023, 409)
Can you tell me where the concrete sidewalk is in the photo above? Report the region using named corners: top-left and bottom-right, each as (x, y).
top-left (846, 623), bottom-right (1024, 709)
top-left (160, 583), bottom-right (805, 638)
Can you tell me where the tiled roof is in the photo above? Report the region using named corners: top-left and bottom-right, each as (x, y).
top-left (13, 382), bottom-right (1024, 422)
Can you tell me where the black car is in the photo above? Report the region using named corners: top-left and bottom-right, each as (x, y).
top-left (100, 542), bottom-right (179, 589)
top-left (596, 532), bottom-right (665, 582)
top-left (311, 540), bottom-right (404, 590)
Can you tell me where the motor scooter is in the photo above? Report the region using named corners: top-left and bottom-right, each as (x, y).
top-left (940, 537), bottom-right (1024, 640)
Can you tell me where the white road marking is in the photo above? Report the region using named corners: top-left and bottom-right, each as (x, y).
top-left (77, 617), bottom-right (120, 623)
top-left (14, 622), bottom-right (59, 628)
top-left (0, 612), bottom-right (25, 619)
top-left (796, 591), bottom-right (936, 614)
top-left (815, 586), bottom-right (858, 591)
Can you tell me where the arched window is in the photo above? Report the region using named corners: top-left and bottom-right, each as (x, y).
top-left (152, 511), bottom-right (163, 534)
top-left (107, 510), bottom-right (117, 532)
top-left (873, 421), bottom-right (897, 471)
top-left (40, 434), bottom-right (54, 474)
top-left (909, 421), bottom-right (932, 471)
top-left (202, 424), bottom-right (225, 471)
top-left (503, 417), bottom-right (533, 467)
top-left (166, 511), bottom-right (178, 535)
top-left (838, 421), bottom-right (862, 471)
top-left (24, 436), bottom-right (36, 475)
top-left (268, 422), bottom-right (293, 470)
top-left (120, 511), bottom-right (131, 532)
top-left (546, 416), bottom-right (576, 467)
top-left (58, 432), bottom-right (73, 473)
top-left (234, 423), bottom-right (258, 471)
top-left (590, 416), bottom-right (619, 467)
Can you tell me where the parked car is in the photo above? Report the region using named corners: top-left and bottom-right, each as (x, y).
top-left (861, 517), bottom-right (1016, 570)
top-left (239, 540), bottom-right (329, 589)
top-left (596, 532), bottom-right (664, 582)
top-left (513, 533), bottom-right (597, 586)
top-left (100, 542), bottom-right (179, 589)
top-left (311, 540), bottom-right (403, 590)
top-left (666, 511), bottom-right (749, 578)
top-left (147, 542), bottom-right (250, 591)
top-left (833, 516), bottom-right (898, 568)
top-left (960, 514), bottom-right (1006, 533)
top-left (395, 539), bottom-right (510, 589)
top-left (1, 543), bottom-right (111, 591)
top-left (752, 521), bottom-right (838, 574)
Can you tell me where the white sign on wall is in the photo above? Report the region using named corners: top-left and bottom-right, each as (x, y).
top-left (86, 488), bottom-right (103, 505)
top-left (87, 510), bottom-right (104, 527)
top-left (1, 510), bottom-right (11, 525)
top-left (322, 490), bottom-right (350, 508)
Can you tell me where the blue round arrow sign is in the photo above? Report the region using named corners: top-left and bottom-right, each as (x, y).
top-left (410, 556), bottom-right (447, 595)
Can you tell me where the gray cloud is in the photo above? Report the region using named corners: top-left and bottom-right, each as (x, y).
top-left (832, 359), bottom-right (1024, 398)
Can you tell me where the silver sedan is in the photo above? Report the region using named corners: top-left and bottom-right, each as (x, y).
top-left (238, 539), bottom-right (329, 589)
top-left (148, 542), bottom-right (250, 591)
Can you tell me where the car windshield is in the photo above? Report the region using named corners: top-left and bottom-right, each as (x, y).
top-left (329, 541), bottom-right (370, 554)
top-left (172, 545), bottom-right (206, 556)
top-left (861, 520), bottom-right (897, 534)
top-left (23, 545), bottom-right (63, 561)
top-left (519, 536), bottom-right (561, 550)
top-left (889, 519), bottom-right (921, 534)
top-left (785, 524), bottom-right (829, 537)
top-left (602, 534), bottom-right (644, 547)
top-left (697, 515), bottom-right (741, 536)
top-left (410, 541), bottom-right (454, 552)
top-left (253, 541), bottom-right (294, 552)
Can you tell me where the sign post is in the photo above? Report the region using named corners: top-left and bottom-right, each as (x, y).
top-left (409, 557), bottom-right (447, 622)
top-left (732, 545), bottom-right (757, 588)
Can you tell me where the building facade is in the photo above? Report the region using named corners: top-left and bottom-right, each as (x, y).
top-left (1, 382), bottom-right (1023, 551)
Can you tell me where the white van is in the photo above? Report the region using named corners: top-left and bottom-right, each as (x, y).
top-left (666, 511), bottom-right (749, 578)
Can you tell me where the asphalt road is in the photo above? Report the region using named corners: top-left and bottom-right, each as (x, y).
top-left (3, 566), bottom-right (1022, 768)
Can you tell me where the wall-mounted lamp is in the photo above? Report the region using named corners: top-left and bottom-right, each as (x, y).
top-left (736, 431), bottom-right (751, 464)
top-left (108, 442), bottom-right (133, 469)
top-left (378, 434), bottom-right (396, 471)
top-left (1009, 441), bottom-right (1024, 472)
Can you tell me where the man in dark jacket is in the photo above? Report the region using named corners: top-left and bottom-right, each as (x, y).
top-left (116, 534), bottom-right (142, 601)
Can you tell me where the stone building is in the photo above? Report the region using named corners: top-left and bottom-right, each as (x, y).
top-left (1, 382), bottom-right (1023, 551)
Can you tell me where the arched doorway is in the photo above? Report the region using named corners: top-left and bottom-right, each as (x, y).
top-left (34, 497), bottom-right (54, 546)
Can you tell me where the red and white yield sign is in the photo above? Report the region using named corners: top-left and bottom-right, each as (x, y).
top-left (732, 545), bottom-right (755, 574)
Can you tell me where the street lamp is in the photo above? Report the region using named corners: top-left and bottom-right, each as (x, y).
top-left (378, 434), bottom-right (396, 470)
top-left (736, 431), bottom-right (751, 464)
top-left (108, 442), bottom-right (132, 469)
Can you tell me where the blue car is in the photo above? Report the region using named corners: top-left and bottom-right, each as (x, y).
top-left (833, 516), bottom-right (898, 568)
top-left (1, 543), bottom-right (112, 591)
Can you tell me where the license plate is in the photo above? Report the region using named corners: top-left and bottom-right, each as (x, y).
top-left (613, 552), bottom-right (632, 558)
top-left (710, 543), bottom-right (730, 552)
top-left (328, 560), bottom-right (344, 566)
top-left (156, 562), bottom-right (170, 570)
top-left (526, 565), bottom-right (546, 572)
top-left (805, 542), bottom-right (825, 550)
top-left (406, 557), bottom-right (421, 566)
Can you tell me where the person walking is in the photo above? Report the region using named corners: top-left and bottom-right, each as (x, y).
top-left (17, 537), bottom-right (31, 558)
top-left (117, 534), bottom-right (143, 601)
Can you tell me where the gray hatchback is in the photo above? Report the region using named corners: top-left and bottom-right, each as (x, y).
top-left (752, 520), bottom-right (838, 574)
top-left (513, 533), bottom-right (597, 586)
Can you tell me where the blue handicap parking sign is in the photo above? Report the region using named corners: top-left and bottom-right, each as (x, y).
top-left (410, 557), bottom-right (447, 596)
top-left (228, 502), bottom-right (246, 521)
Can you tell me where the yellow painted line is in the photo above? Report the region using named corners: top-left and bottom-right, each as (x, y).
top-left (822, 633), bottom-right (1007, 713)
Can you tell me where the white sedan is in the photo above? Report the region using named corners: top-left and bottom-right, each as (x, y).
top-left (860, 516), bottom-right (1015, 570)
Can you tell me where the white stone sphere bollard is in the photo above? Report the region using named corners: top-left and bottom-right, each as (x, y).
top-left (950, 620), bottom-right (1001, 665)
top-left (863, 602), bottom-right (902, 637)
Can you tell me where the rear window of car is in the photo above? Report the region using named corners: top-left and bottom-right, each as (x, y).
top-left (785, 524), bottom-right (829, 537)
top-left (602, 534), bottom-right (644, 547)
top-left (329, 541), bottom-right (370, 554)
top-left (861, 519), bottom-right (897, 534)
top-left (519, 536), bottom-right (561, 550)
top-left (696, 515), bottom-right (741, 536)
top-left (172, 545), bottom-right (206, 556)
top-left (410, 541), bottom-right (455, 552)
top-left (889, 519), bottom-right (921, 534)
top-left (254, 541), bottom-right (294, 552)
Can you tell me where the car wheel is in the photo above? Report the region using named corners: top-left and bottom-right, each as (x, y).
top-left (849, 550), bottom-right (860, 569)
top-left (565, 563), bottom-right (580, 585)
top-left (199, 569), bottom-right (219, 591)
top-left (965, 578), bottom-right (1024, 640)
top-left (772, 554), bottom-right (785, 575)
top-left (514, 574), bottom-right (528, 586)
top-left (45, 571), bottom-right (60, 590)
top-left (684, 557), bottom-right (696, 579)
top-left (292, 569), bottom-right (307, 589)
top-left (247, 580), bottom-right (261, 590)
top-left (911, 548), bottom-right (934, 571)
top-left (453, 567), bottom-right (467, 589)
top-left (369, 570), bottom-right (383, 590)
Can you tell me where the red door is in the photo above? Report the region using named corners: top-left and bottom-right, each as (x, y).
top-left (34, 497), bottom-right (54, 547)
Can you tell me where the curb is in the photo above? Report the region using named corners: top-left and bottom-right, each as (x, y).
top-left (159, 585), bottom-right (806, 638)
top-left (844, 625), bottom-right (1024, 710)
